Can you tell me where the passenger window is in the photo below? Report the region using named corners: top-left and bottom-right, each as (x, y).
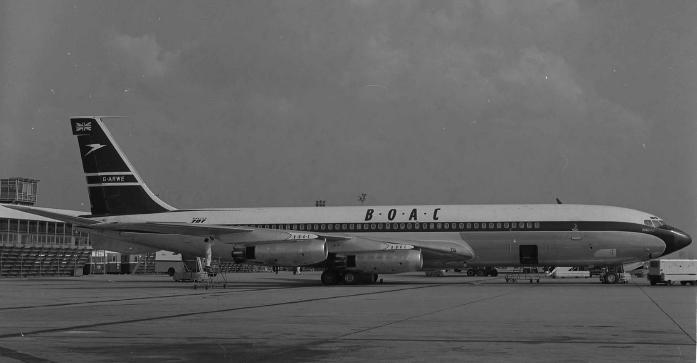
top-left (474, 223), bottom-right (479, 228)
top-left (371, 224), bottom-right (376, 230)
top-left (504, 222), bottom-right (509, 228)
top-left (489, 223), bottom-right (494, 228)
top-left (482, 223), bottom-right (486, 229)
top-left (300, 224), bottom-right (304, 230)
top-left (400, 223), bottom-right (405, 229)
top-left (407, 223), bottom-right (412, 229)
top-left (327, 224), bottom-right (333, 230)
top-left (321, 224), bottom-right (326, 230)
top-left (444, 223), bottom-right (449, 229)
top-left (534, 222), bottom-right (540, 228)
top-left (313, 224), bottom-right (318, 230)
top-left (341, 224), bottom-right (346, 230)
top-left (437, 223), bottom-right (441, 229)
top-left (459, 223), bottom-right (464, 229)
top-left (378, 223), bottom-right (384, 229)
top-left (350, 224), bottom-right (354, 230)
top-left (264, 224), bottom-right (269, 229)
top-left (430, 223), bottom-right (435, 229)
top-left (527, 222), bottom-right (532, 228)
top-left (415, 223), bottom-right (420, 229)
top-left (467, 223), bottom-right (471, 229)
top-left (496, 223), bottom-right (501, 228)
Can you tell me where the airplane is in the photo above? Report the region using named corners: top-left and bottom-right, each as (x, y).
top-left (7, 116), bottom-right (692, 285)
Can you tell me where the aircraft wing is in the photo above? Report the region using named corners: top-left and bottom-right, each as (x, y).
top-left (355, 235), bottom-right (474, 259)
top-left (3, 204), bottom-right (99, 225)
top-left (91, 222), bottom-right (254, 236)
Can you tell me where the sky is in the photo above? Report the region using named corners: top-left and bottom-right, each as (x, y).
top-left (1, 0), bottom-right (695, 258)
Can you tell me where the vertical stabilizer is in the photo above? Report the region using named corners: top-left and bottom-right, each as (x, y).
top-left (70, 117), bottom-right (175, 216)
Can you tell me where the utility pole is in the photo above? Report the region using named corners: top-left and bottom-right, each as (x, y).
top-left (358, 193), bottom-right (367, 206)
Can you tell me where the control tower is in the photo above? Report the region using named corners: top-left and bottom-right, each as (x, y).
top-left (0, 177), bottom-right (39, 206)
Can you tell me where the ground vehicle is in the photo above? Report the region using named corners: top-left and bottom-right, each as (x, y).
top-left (647, 259), bottom-right (697, 286)
top-left (154, 251), bottom-right (185, 276)
top-left (598, 265), bottom-right (631, 284)
top-left (424, 270), bottom-right (445, 277)
top-left (465, 267), bottom-right (499, 277)
top-left (549, 267), bottom-right (590, 278)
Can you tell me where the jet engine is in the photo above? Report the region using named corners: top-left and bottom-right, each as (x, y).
top-left (350, 250), bottom-right (423, 274)
top-left (232, 239), bottom-right (328, 266)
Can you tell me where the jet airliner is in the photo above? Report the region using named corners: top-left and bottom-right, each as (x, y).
top-left (8, 117), bottom-right (691, 285)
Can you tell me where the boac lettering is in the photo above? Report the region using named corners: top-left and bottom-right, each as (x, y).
top-left (365, 209), bottom-right (374, 221)
top-left (409, 208), bottom-right (418, 221)
top-left (433, 208), bottom-right (441, 221)
top-left (388, 209), bottom-right (397, 221)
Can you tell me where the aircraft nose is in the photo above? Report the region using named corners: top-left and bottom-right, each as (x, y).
top-left (663, 228), bottom-right (692, 256)
top-left (675, 228), bottom-right (692, 248)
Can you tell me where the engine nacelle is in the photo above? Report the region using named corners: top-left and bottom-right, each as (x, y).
top-left (350, 250), bottom-right (423, 274)
top-left (232, 239), bottom-right (328, 266)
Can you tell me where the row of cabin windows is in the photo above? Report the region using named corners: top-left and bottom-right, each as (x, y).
top-left (237, 222), bottom-right (541, 231)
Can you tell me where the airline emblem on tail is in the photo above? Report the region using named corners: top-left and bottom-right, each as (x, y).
top-left (75, 122), bottom-right (92, 131)
top-left (84, 143), bottom-right (106, 156)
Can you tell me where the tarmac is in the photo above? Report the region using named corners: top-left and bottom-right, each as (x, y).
top-left (0, 271), bottom-right (694, 363)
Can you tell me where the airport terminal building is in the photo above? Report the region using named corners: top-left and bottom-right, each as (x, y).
top-left (0, 177), bottom-right (94, 277)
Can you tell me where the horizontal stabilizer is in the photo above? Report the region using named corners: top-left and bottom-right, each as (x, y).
top-left (3, 205), bottom-right (99, 226)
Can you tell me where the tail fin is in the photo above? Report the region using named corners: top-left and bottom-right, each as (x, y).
top-left (70, 117), bottom-right (175, 216)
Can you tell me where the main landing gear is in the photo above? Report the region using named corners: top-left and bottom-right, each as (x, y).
top-left (321, 269), bottom-right (378, 285)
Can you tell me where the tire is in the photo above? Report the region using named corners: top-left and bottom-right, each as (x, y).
top-left (167, 268), bottom-right (175, 276)
top-left (665, 280), bottom-right (672, 286)
top-left (466, 269), bottom-right (475, 276)
top-left (476, 270), bottom-right (485, 277)
top-left (490, 270), bottom-right (498, 277)
top-left (680, 281), bottom-right (688, 286)
top-left (691, 281), bottom-right (696, 286)
top-left (649, 280), bottom-right (656, 285)
top-left (321, 270), bottom-right (339, 285)
top-left (604, 272), bottom-right (618, 284)
top-left (343, 271), bottom-right (359, 285)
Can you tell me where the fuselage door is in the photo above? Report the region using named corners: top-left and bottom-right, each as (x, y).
top-left (519, 245), bottom-right (538, 265)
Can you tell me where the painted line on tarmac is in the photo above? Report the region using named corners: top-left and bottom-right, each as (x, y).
top-left (0, 344), bottom-right (56, 363)
top-left (0, 282), bottom-right (472, 340)
top-left (0, 285), bottom-right (316, 312)
top-left (0, 276), bottom-right (496, 312)
top-left (634, 284), bottom-right (696, 344)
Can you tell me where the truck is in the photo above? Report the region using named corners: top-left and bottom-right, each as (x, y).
top-left (154, 251), bottom-right (185, 276)
top-left (647, 259), bottom-right (697, 286)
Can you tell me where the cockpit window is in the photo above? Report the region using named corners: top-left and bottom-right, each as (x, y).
top-left (644, 220), bottom-right (652, 226)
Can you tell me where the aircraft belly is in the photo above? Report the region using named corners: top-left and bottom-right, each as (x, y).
top-left (460, 231), bottom-right (663, 267)
top-left (99, 231), bottom-right (237, 261)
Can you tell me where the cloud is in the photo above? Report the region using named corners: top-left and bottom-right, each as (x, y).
top-left (105, 32), bottom-right (181, 78)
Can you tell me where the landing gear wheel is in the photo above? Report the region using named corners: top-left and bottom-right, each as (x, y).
top-left (649, 279), bottom-right (657, 286)
top-left (681, 281), bottom-right (688, 286)
top-left (476, 270), bottom-right (485, 277)
top-left (321, 270), bottom-right (340, 285)
top-left (490, 270), bottom-right (498, 277)
top-left (343, 271), bottom-right (359, 285)
top-left (466, 269), bottom-right (475, 276)
top-left (691, 281), bottom-right (696, 286)
top-left (604, 272), bottom-right (618, 284)
top-left (167, 268), bottom-right (175, 276)
top-left (665, 280), bottom-right (672, 286)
